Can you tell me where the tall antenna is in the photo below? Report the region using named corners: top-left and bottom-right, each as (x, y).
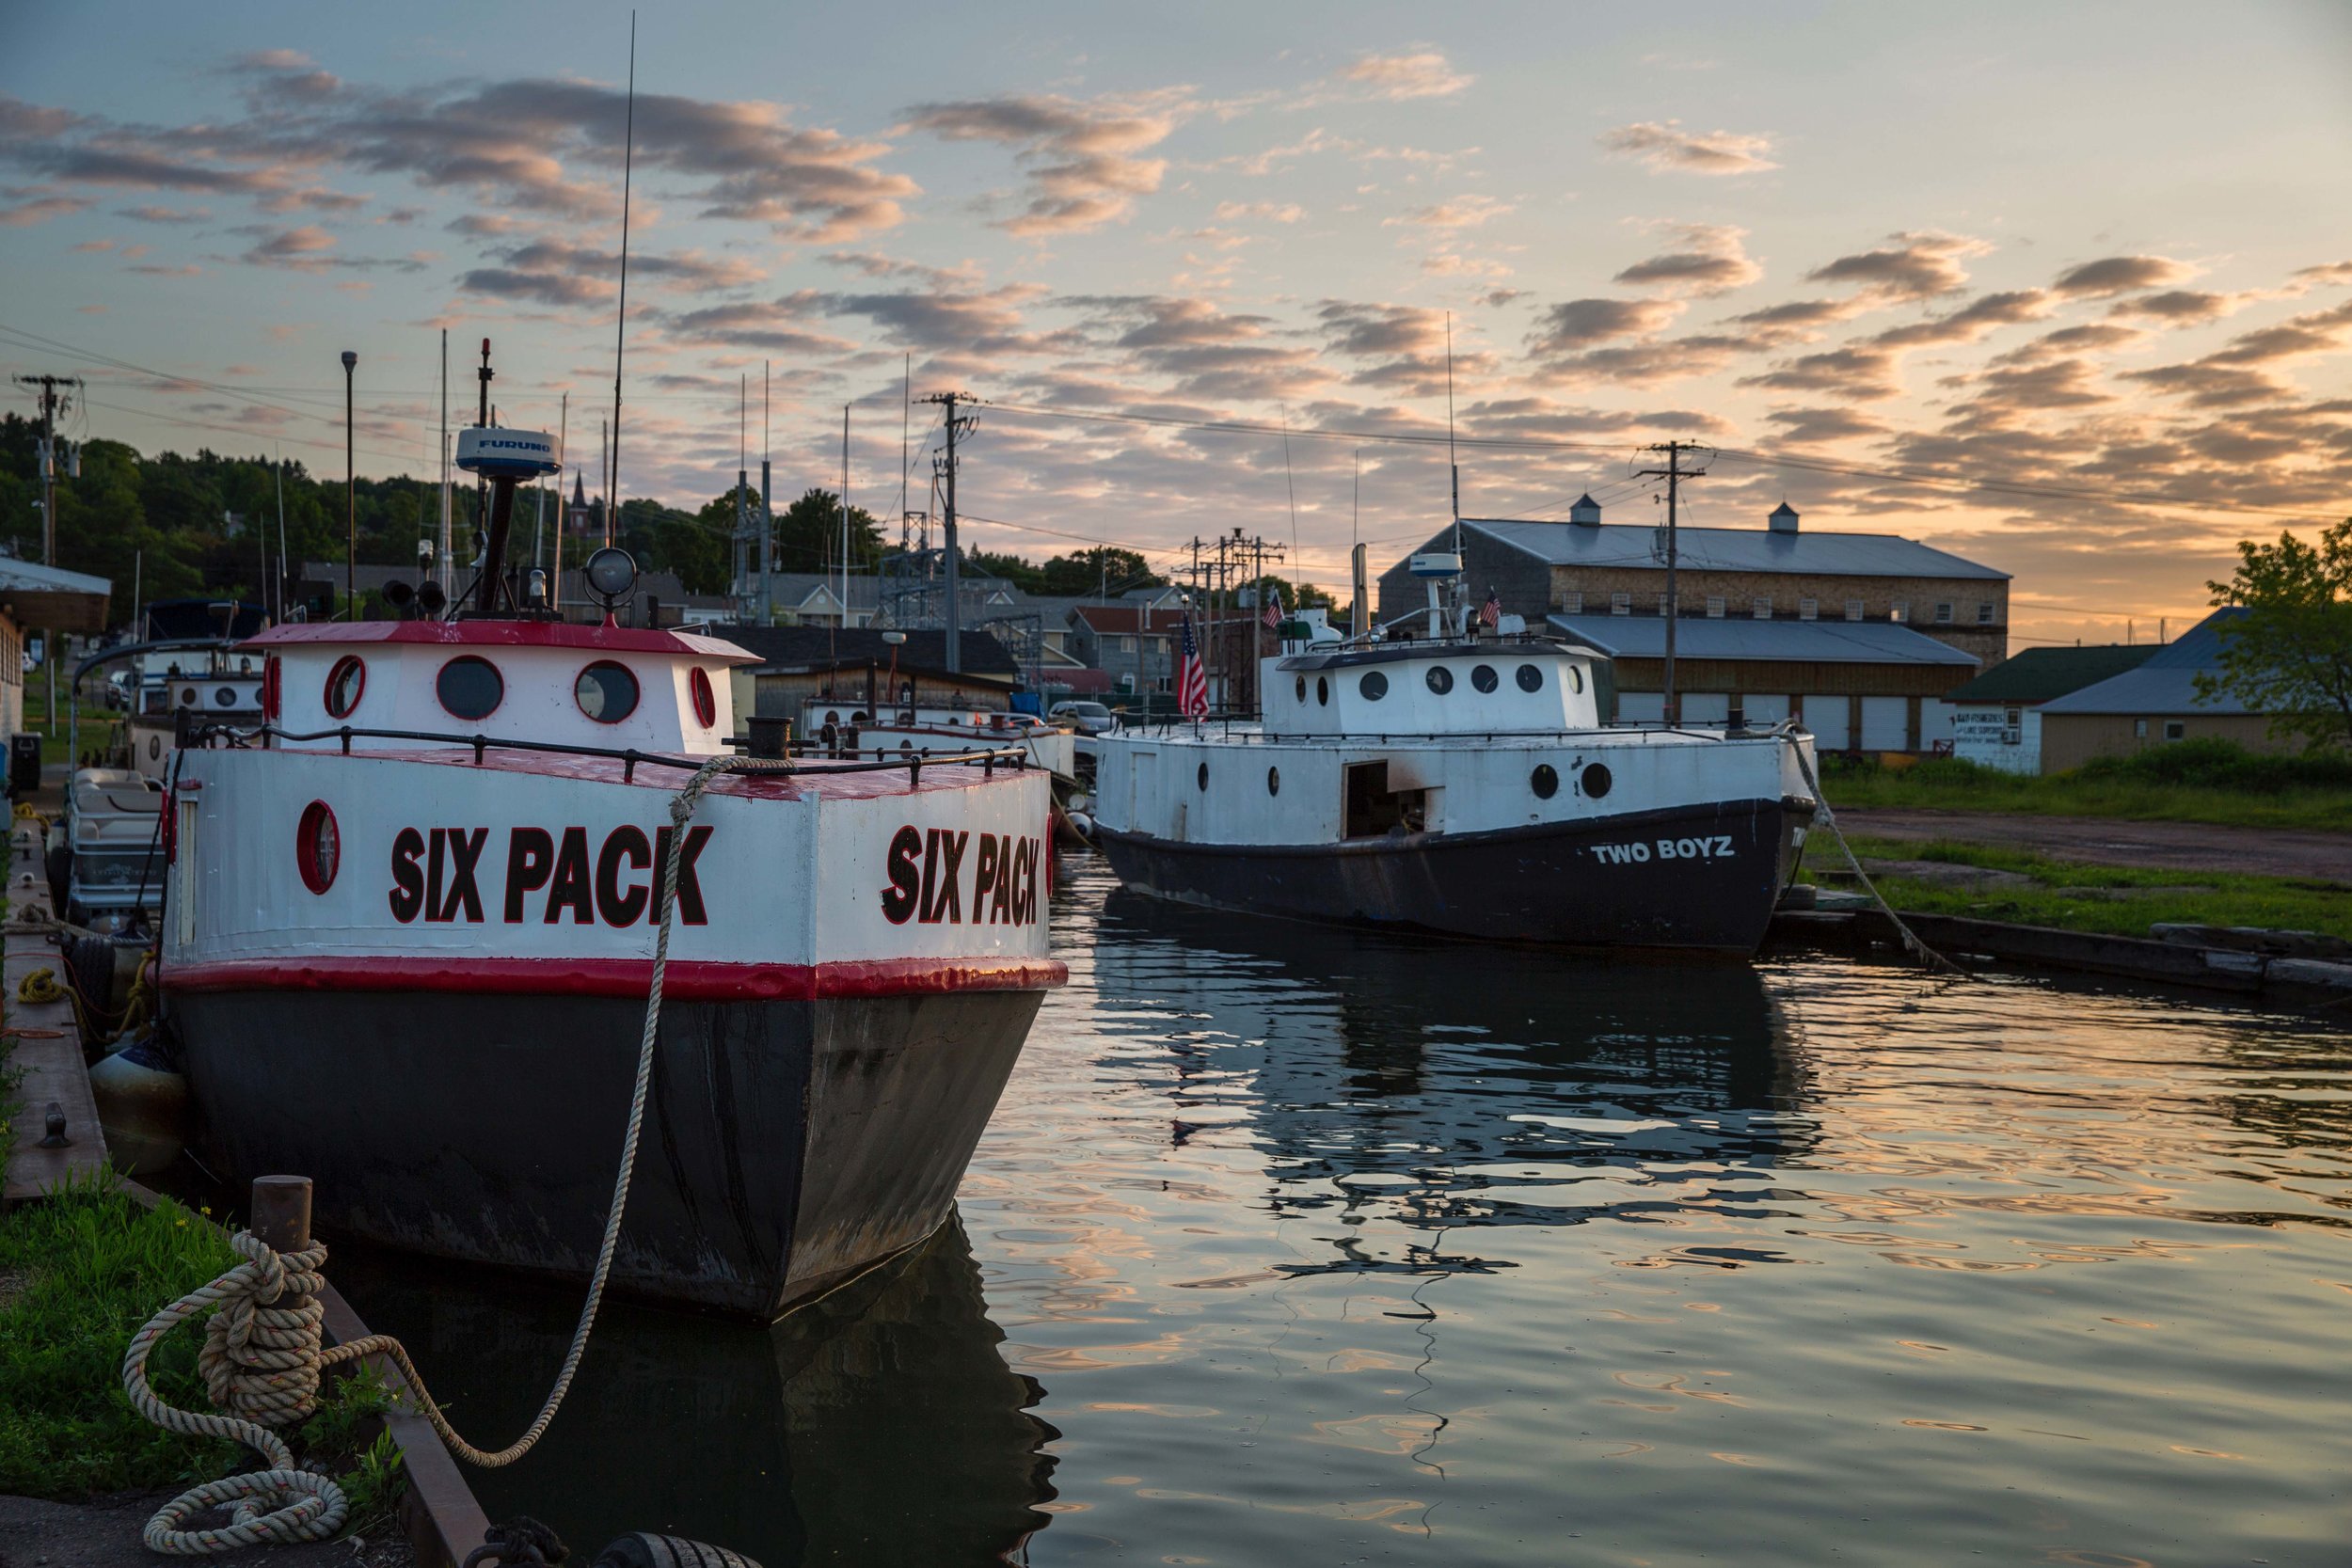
top-left (1444, 311), bottom-right (1460, 552)
top-left (605, 11), bottom-right (637, 532)
top-left (1280, 407), bottom-right (1298, 578)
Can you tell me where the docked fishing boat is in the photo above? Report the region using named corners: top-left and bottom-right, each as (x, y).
top-left (122, 601), bottom-right (269, 780)
top-left (1088, 556), bottom-right (1818, 953)
top-left (155, 421), bottom-right (1063, 1318)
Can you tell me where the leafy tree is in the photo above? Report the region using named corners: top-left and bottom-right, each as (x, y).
top-left (2196, 518), bottom-right (2352, 749)
top-left (968, 550), bottom-right (1044, 592)
top-left (1037, 546), bottom-right (1161, 596)
top-left (1245, 574), bottom-right (1335, 612)
top-left (771, 487), bottom-right (882, 575)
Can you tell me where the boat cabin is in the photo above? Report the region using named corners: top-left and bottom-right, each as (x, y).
top-left (245, 621), bottom-right (755, 754)
top-left (1263, 640), bottom-right (1606, 738)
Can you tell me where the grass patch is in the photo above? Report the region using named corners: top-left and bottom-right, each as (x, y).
top-left (1810, 833), bottom-right (2352, 940)
top-left (1818, 740), bottom-right (2352, 832)
top-left (0, 1176), bottom-right (406, 1527)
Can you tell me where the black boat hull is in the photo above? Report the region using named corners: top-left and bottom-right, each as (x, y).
top-left (1095, 796), bottom-right (1808, 952)
top-left (171, 988), bottom-right (1042, 1319)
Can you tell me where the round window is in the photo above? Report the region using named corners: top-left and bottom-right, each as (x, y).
top-left (436, 656), bottom-right (504, 721)
top-left (575, 660), bottom-right (640, 724)
top-left (296, 800), bottom-right (340, 895)
top-left (1315, 677), bottom-right (1329, 706)
top-left (215, 686), bottom-right (239, 708)
top-left (1360, 670), bottom-right (1389, 701)
top-left (262, 657), bottom-right (281, 721)
top-left (325, 656), bottom-right (365, 720)
top-left (179, 687), bottom-right (198, 707)
top-left (1470, 664), bottom-right (1499, 693)
top-left (1267, 766), bottom-right (1281, 797)
top-left (1197, 760), bottom-right (1209, 791)
top-left (1426, 665), bottom-right (1454, 695)
top-left (1295, 675), bottom-right (1306, 703)
top-left (1581, 762), bottom-right (1613, 800)
top-left (689, 667), bottom-right (718, 728)
top-left (1516, 663), bottom-right (1545, 692)
top-left (1532, 765), bottom-right (1559, 800)
top-left (1567, 665), bottom-right (1584, 694)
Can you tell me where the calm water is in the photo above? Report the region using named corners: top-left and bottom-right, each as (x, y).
top-left (341, 855), bottom-right (2352, 1566)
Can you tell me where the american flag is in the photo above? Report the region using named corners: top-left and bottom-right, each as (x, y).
top-left (1178, 614), bottom-right (1210, 718)
top-left (1260, 586), bottom-right (1285, 629)
top-left (1480, 589), bottom-right (1502, 628)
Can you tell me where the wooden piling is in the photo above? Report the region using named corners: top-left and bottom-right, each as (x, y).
top-left (247, 1174), bottom-right (313, 1253)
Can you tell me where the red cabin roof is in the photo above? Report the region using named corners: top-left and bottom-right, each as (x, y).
top-left (243, 620), bottom-right (759, 664)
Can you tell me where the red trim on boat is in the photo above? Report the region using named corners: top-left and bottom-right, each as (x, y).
top-left (243, 620), bottom-right (758, 664)
top-left (160, 954), bottom-right (1067, 1000)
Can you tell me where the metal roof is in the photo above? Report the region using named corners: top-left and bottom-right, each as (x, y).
top-left (2038, 609), bottom-right (2254, 715)
top-left (1548, 612), bottom-right (1982, 666)
top-left (1944, 643), bottom-right (2160, 705)
top-left (1458, 518), bottom-right (2010, 580)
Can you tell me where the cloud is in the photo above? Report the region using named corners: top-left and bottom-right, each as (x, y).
top-left (1526, 297), bottom-right (1684, 355)
top-left (117, 204), bottom-right (209, 223)
top-left (1313, 301), bottom-right (1493, 393)
top-left (71, 238), bottom-right (114, 252)
top-left (1214, 199), bottom-right (1302, 223)
top-left (1068, 293), bottom-right (1329, 402)
top-left (2107, 289), bottom-right (2239, 325)
top-left (1597, 120), bottom-right (1777, 176)
top-left (243, 224), bottom-right (336, 265)
top-left (824, 282), bottom-right (1071, 358)
top-left (1332, 51), bottom-right (1473, 102)
top-left (0, 192), bottom-right (90, 226)
top-left (2291, 261), bottom-right (2352, 288)
top-left (1738, 343), bottom-right (1901, 400)
top-left (664, 295), bottom-right (859, 356)
top-left (2050, 255), bottom-right (2196, 297)
top-left (1870, 289), bottom-right (2052, 348)
top-left (1613, 224), bottom-right (1761, 297)
top-left (1804, 230), bottom-right (1988, 300)
top-left (1763, 405), bottom-right (1891, 445)
top-left (901, 91), bottom-right (1186, 236)
top-left (1386, 193), bottom-right (1512, 230)
top-left (2198, 298), bottom-right (2352, 365)
top-left (457, 237), bottom-right (762, 306)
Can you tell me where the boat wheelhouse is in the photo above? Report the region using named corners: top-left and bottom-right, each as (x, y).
top-left (1088, 635), bottom-right (1818, 952)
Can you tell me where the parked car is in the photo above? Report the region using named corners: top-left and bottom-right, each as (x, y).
top-left (1049, 700), bottom-right (1116, 736)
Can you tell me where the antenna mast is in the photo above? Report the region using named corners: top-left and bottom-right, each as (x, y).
top-left (605, 11), bottom-right (637, 538)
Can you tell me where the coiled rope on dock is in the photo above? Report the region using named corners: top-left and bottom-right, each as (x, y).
top-left (122, 752), bottom-right (797, 1554)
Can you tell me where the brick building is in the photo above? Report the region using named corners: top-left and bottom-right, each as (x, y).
top-left (1376, 499), bottom-right (2010, 751)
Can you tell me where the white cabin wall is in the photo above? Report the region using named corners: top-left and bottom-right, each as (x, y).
top-left (274, 645), bottom-right (733, 754)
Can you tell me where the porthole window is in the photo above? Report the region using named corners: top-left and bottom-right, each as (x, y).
top-left (1267, 766), bottom-right (1281, 797)
top-left (1567, 666), bottom-right (1584, 694)
top-left (214, 686), bottom-right (239, 708)
top-left (1426, 665), bottom-right (1454, 695)
top-left (1581, 762), bottom-right (1613, 800)
top-left (1315, 676), bottom-right (1329, 706)
top-left (689, 667), bottom-right (718, 728)
top-left (295, 800), bottom-right (340, 895)
top-left (1295, 675), bottom-right (1306, 703)
top-left (179, 687), bottom-right (199, 707)
top-left (1360, 670), bottom-right (1389, 701)
top-left (1470, 664), bottom-right (1499, 694)
top-left (325, 656), bottom-right (366, 720)
top-left (575, 660), bottom-right (640, 724)
top-left (1516, 663), bottom-right (1545, 693)
top-left (436, 656), bottom-right (504, 721)
top-left (1197, 760), bottom-right (1209, 791)
top-left (1532, 765), bottom-right (1559, 800)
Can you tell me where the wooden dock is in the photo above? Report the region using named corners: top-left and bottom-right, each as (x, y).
top-left (3, 818), bottom-right (107, 1201)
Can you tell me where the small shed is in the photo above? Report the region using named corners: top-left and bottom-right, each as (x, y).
top-left (1942, 644), bottom-right (2161, 774)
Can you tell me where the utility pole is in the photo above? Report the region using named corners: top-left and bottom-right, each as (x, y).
top-left (341, 351), bottom-right (358, 620)
top-left (917, 392), bottom-right (977, 673)
top-left (14, 373), bottom-right (82, 565)
top-left (438, 329), bottom-right (450, 586)
top-left (1635, 440), bottom-right (1711, 726)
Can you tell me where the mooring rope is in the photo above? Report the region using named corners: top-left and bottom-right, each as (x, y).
top-left (123, 753), bottom-right (796, 1553)
top-left (1788, 741), bottom-right (1963, 976)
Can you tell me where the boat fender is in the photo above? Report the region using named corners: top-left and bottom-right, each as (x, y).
top-left (88, 1037), bottom-right (190, 1177)
top-left (594, 1533), bottom-right (762, 1568)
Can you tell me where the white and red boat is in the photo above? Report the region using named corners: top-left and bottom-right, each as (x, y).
top-left (156, 426), bottom-right (1062, 1318)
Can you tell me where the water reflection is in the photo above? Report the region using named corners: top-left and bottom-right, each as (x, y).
top-left (336, 1218), bottom-right (1056, 1566)
top-left (1094, 888), bottom-right (1813, 1244)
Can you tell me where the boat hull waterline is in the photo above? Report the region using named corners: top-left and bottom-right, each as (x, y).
top-left (1095, 796), bottom-right (1809, 952)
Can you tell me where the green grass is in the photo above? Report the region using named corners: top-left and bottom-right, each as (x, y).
top-left (1818, 740), bottom-right (2352, 832)
top-left (0, 1177), bottom-right (405, 1523)
top-left (1810, 833), bottom-right (2352, 940)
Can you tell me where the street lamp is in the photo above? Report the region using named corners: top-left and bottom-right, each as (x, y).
top-left (341, 350), bottom-right (358, 620)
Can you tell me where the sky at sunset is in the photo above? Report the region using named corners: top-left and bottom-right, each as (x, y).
top-left (4, 0), bottom-right (2349, 645)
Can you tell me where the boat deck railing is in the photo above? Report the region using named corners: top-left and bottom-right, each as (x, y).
top-left (1102, 720), bottom-right (1804, 748)
top-left (177, 720), bottom-right (1034, 785)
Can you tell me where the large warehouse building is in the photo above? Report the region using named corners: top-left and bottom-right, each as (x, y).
top-left (1377, 499), bottom-right (2010, 752)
